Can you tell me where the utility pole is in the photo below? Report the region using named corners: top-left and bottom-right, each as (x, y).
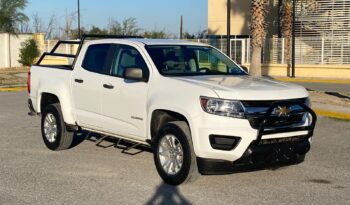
top-left (292, 0), bottom-right (296, 78)
top-left (180, 16), bottom-right (183, 39)
top-left (78, 0), bottom-right (81, 39)
top-left (226, 0), bottom-right (231, 56)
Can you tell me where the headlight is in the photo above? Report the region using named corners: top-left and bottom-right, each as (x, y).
top-left (200, 97), bottom-right (245, 118)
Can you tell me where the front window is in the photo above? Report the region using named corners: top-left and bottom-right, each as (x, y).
top-left (146, 45), bottom-right (246, 76)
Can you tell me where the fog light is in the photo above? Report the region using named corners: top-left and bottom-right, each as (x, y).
top-left (209, 135), bottom-right (241, 151)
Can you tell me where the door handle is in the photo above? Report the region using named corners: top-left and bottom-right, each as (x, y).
top-left (103, 84), bottom-right (114, 89)
top-left (74, 79), bottom-right (84, 83)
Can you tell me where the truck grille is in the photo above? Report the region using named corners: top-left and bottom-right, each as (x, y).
top-left (242, 98), bottom-right (307, 129)
top-left (241, 98), bottom-right (307, 107)
top-left (247, 113), bottom-right (305, 129)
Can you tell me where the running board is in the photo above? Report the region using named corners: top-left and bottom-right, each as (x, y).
top-left (94, 135), bottom-right (145, 155)
top-left (82, 127), bottom-right (149, 145)
top-left (81, 127), bottom-right (151, 155)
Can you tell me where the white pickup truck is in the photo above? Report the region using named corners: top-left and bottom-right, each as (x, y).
top-left (28, 35), bottom-right (317, 185)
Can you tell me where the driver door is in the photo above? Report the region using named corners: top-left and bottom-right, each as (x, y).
top-left (100, 44), bottom-right (150, 139)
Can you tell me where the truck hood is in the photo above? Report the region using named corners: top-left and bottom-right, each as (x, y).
top-left (174, 75), bottom-right (308, 100)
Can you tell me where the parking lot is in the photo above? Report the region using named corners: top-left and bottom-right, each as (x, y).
top-left (0, 91), bottom-right (349, 205)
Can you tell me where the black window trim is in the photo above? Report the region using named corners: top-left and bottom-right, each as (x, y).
top-left (80, 43), bottom-right (150, 81)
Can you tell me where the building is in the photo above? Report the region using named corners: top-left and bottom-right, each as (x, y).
top-left (208, 0), bottom-right (279, 38)
top-left (207, 0), bottom-right (350, 67)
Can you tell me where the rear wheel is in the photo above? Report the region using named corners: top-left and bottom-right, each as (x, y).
top-left (154, 121), bottom-right (199, 185)
top-left (41, 103), bottom-right (74, 151)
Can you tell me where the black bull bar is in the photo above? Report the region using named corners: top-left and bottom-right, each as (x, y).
top-left (255, 100), bottom-right (317, 144)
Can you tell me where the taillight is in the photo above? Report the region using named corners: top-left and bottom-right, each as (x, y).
top-left (27, 71), bottom-right (31, 94)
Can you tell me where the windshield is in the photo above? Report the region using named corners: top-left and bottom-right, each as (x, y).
top-left (146, 45), bottom-right (247, 76)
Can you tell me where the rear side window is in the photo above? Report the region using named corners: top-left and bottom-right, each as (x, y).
top-left (82, 44), bottom-right (113, 74)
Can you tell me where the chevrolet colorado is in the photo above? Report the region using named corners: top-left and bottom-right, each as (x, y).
top-left (28, 35), bottom-right (317, 185)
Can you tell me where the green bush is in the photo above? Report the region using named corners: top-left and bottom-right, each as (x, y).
top-left (18, 39), bottom-right (40, 66)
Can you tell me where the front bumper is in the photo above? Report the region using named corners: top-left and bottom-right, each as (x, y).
top-left (197, 136), bottom-right (311, 174)
top-left (192, 100), bottom-right (317, 173)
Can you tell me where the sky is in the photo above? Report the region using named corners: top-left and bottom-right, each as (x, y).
top-left (24, 0), bottom-right (208, 36)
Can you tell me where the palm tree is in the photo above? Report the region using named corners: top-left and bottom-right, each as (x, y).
top-left (281, 0), bottom-right (293, 73)
top-left (0, 0), bottom-right (28, 33)
top-left (0, 0), bottom-right (28, 67)
top-left (249, 0), bottom-right (268, 77)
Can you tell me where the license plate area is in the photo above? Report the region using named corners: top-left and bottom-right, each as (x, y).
top-left (260, 135), bottom-right (309, 145)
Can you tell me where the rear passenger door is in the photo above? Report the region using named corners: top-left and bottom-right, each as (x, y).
top-left (99, 44), bottom-right (150, 139)
top-left (71, 43), bottom-right (114, 129)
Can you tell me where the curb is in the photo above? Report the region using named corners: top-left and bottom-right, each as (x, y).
top-left (0, 87), bottom-right (26, 92)
top-left (275, 77), bottom-right (350, 84)
top-left (314, 108), bottom-right (350, 120)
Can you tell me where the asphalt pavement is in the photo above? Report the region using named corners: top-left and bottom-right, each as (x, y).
top-left (0, 91), bottom-right (349, 205)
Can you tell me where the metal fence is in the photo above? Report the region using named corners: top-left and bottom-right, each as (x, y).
top-left (187, 37), bottom-right (350, 65)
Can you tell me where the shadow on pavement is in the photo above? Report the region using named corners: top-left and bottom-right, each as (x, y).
top-left (325, 91), bottom-right (350, 100)
top-left (145, 183), bottom-right (191, 205)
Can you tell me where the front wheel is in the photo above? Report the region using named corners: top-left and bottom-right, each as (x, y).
top-left (153, 121), bottom-right (199, 185)
top-left (41, 103), bottom-right (74, 151)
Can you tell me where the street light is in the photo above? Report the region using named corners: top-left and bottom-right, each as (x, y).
top-left (292, 0), bottom-right (296, 78)
top-left (227, 0), bottom-right (231, 56)
top-left (77, 0), bottom-right (80, 38)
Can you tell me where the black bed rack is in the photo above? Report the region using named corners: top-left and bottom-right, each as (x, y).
top-left (36, 34), bottom-right (143, 66)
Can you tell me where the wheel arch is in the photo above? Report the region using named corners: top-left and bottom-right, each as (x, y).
top-left (38, 91), bottom-right (75, 125)
top-left (150, 109), bottom-right (191, 143)
top-left (40, 93), bottom-right (60, 113)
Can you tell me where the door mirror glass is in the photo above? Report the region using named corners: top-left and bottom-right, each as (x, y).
top-left (123, 67), bottom-right (146, 82)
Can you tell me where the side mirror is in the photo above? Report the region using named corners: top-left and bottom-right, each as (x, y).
top-left (240, 65), bottom-right (248, 73)
top-left (123, 67), bottom-right (148, 82)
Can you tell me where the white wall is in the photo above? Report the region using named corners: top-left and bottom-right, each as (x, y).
top-left (0, 33), bottom-right (33, 68)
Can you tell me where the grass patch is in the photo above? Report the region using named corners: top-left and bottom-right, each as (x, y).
top-left (0, 67), bottom-right (28, 86)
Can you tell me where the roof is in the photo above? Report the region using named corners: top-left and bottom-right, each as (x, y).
top-left (129, 38), bottom-right (207, 46)
top-left (88, 38), bottom-right (208, 47)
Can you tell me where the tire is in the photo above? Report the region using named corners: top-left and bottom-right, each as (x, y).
top-left (41, 103), bottom-right (74, 151)
top-left (153, 121), bottom-right (199, 185)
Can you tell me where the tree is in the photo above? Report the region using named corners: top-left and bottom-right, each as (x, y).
top-left (249, 0), bottom-right (268, 77)
top-left (107, 18), bottom-right (122, 35)
top-left (196, 29), bottom-right (208, 39)
top-left (32, 12), bottom-right (57, 39)
top-left (281, 0), bottom-right (293, 73)
top-left (121, 17), bottom-right (140, 36)
top-left (87, 26), bottom-right (108, 35)
top-left (183, 32), bottom-right (196, 39)
top-left (61, 11), bottom-right (77, 39)
top-left (107, 17), bottom-right (140, 36)
top-left (18, 38), bottom-right (40, 66)
top-left (143, 28), bottom-right (168, 39)
top-left (0, 0), bottom-right (29, 68)
top-left (32, 12), bottom-right (44, 33)
top-left (0, 0), bottom-right (29, 33)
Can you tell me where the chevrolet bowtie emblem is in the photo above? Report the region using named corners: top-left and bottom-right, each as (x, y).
top-left (275, 106), bottom-right (291, 117)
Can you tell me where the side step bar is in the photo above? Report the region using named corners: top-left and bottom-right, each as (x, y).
top-left (82, 128), bottom-right (152, 155)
